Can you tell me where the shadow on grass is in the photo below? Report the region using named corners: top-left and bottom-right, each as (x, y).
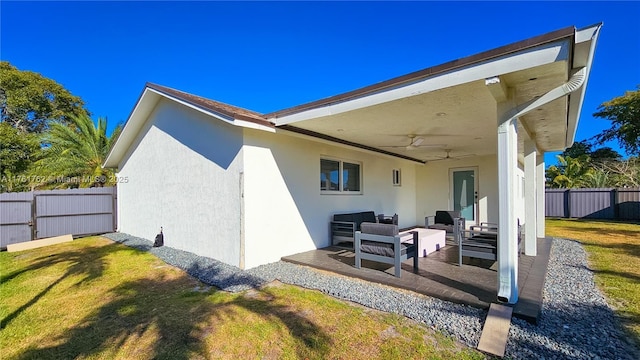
top-left (1, 243), bottom-right (113, 329)
top-left (593, 268), bottom-right (640, 284)
top-left (10, 242), bottom-right (332, 359)
top-left (580, 238), bottom-right (640, 258)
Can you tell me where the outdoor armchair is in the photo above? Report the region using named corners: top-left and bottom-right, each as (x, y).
top-left (354, 222), bottom-right (419, 277)
top-left (425, 210), bottom-right (465, 236)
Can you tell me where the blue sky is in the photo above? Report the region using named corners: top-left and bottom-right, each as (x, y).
top-left (2, 1), bottom-right (639, 165)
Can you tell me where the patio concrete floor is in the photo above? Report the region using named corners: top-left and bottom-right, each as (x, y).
top-left (282, 237), bottom-right (551, 324)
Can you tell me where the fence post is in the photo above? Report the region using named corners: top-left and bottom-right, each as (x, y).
top-left (31, 193), bottom-right (37, 240)
top-left (613, 188), bottom-right (619, 219)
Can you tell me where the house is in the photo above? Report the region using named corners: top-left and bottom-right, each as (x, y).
top-left (104, 24), bottom-right (601, 304)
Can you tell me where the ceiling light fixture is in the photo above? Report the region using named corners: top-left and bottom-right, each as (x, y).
top-left (436, 112), bottom-right (447, 117)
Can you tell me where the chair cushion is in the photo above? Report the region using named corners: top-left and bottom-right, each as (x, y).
top-left (434, 210), bottom-right (460, 225)
top-left (359, 222), bottom-right (400, 256)
top-left (360, 241), bottom-right (412, 257)
top-left (361, 222), bottom-right (398, 236)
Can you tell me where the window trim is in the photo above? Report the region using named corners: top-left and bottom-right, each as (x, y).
top-left (320, 157), bottom-right (362, 195)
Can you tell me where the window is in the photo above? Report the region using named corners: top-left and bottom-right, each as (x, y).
top-left (320, 158), bottom-right (361, 193)
top-left (392, 169), bottom-right (401, 186)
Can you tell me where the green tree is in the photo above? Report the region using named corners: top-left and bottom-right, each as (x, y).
top-left (562, 140), bottom-right (592, 158)
top-left (593, 157), bottom-right (640, 188)
top-left (562, 140), bottom-right (621, 161)
top-left (545, 155), bottom-right (593, 188)
top-left (590, 147), bottom-right (621, 161)
top-left (0, 61), bottom-right (88, 133)
top-left (31, 114), bottom-right (122, 189)
top-left (593, 86), bottom-right (640, 156)
top-left (0, 123), bottom-right (41, 192)
top-left (581, 168), bottom-right (611, 188)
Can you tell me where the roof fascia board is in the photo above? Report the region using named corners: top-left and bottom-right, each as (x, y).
top-left (274, 40), bottom-right (571, 126)
top-left (104, 88), bottom-right (159, 168)
top-left (235, 119), bottom-right (276, 132)
top-left (566, 23), bottom-right (602, 147)
top-left (148, 86), bottom-right (235, 123)
top-left (104, 86), bottom-right (275, 168)
top-left (146, 88), bottom-right (274, 132)
top-left (267, 26), bottom-right (575, 119)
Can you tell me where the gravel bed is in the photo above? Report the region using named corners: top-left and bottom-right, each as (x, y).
top-left (505, 238), bottom-right (638, 360)
top-left (103, 232), bottom-right (638, 359)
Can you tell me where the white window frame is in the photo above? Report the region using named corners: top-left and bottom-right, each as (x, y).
top-left (320, 157), bottom-right (362, 195)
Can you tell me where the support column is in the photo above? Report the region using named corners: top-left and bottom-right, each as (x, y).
top-left (497, 115), bottom-right (519, 304)
top-left (536, 156), bottom-right (546, 237)
top-left (524, 140), bottom-right (537, 256)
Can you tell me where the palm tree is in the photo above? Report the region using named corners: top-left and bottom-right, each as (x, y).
top-left (545, 155), bottom-right (593, 188)
top-left (32, 114), bottom-right (121, 189)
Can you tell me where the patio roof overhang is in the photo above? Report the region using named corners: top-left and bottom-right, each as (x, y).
top-left (267, 24), bottom-right (601, 164)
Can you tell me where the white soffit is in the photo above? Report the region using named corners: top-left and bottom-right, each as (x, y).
top-left (566, 23), bottom-right (602, 147)
top-left (274, 40), bottom-right (571, 126)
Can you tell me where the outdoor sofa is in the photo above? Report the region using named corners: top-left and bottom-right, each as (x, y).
top-left (331, 211), bottom-right (397, 246)
top-left (354, 222), bottom-right (419, 278)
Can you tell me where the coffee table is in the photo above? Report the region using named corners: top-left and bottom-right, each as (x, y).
top-left (400, 228), bottom-right (446, 257)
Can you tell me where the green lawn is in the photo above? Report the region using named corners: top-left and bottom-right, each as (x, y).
top-left (546, 218), bottom-right (640, 349)
top-left (0, 237), bottom-right (484, 360)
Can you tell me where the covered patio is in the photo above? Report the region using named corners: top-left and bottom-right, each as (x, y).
top-left (271, 23), bottom-right (601, 305)
top-left (282, 236), bottom-right (551, 324)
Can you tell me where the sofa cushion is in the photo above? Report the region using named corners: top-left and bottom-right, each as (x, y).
top-left (353, 212), bottom-right (365, 231)
top-left (360, 211), bottom-right (377, 225)
top-left (434, 210), bottom-right (460, 225)
top-left (333, 213), bottom-right (355, 223)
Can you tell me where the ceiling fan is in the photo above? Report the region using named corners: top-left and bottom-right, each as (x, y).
top-left (379, 135), bottom-right (446, 151)
top-left (428, 149), bottom-right (475, 161)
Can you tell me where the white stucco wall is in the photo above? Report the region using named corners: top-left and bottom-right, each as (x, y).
top-left (117, 98), bottom-right (243, 266)
top-left (416, 155), bottom-right (499, 226)
top-left (114, 97), bottom-right (531, 269)
top-left (241, 129), bottom-right (418, 269)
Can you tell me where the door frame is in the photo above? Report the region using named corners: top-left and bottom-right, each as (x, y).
top-left (449, 166), bottom-right (479, 226)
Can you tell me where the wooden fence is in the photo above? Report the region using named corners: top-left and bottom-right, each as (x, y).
top-left (545, 187), bottom-right (640, 220)
top-left (0, 187), bottom-right (117, 249)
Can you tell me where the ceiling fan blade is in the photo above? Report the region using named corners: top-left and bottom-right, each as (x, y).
top-left (415, 144), bottom-right (447, 148)
top-left (410, 137), bottom-right (425, 146)
top-left (454, 154), bottom-right (476, 159)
